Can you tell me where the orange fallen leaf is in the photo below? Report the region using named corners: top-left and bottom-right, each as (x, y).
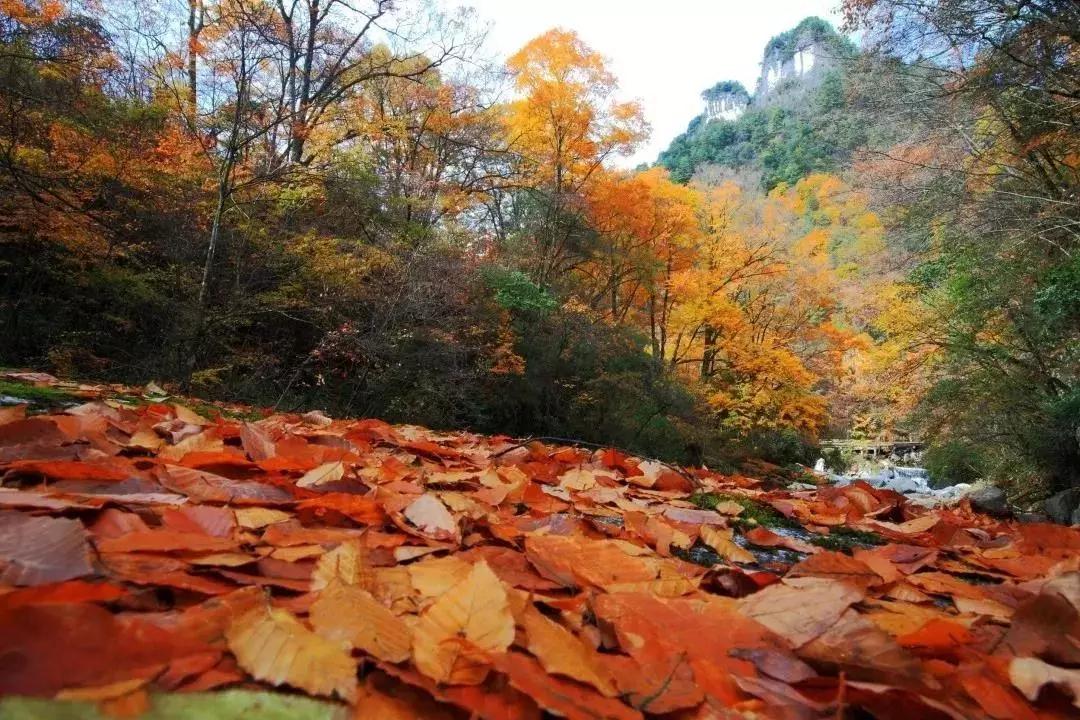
top-left (311, 583), bottom-right (412, 663)
top-left (520, 602), bottom-right (617, 696)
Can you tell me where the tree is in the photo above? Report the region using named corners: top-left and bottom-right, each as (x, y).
top-left (503, 29), bottom-right (647, 285)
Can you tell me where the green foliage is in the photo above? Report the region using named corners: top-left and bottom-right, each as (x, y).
top-left (924, 440), bottom-right (987, 488)
top-left (809, 527), bottom-right (885, 552)
top-left (689, 492), bottom-right (798, 528)
top-left (658, 71), bottom-right (866, 189)
top-left (763, 17), bottom-right (847, 60)
top-left (0, 380), bottom-right (78, 407)
top-left (0, 692), bottom-right (343, 720)
top-left (821, 446), bottom-right (852, 473)
top-left (483, 268), bottom-right (558, 314)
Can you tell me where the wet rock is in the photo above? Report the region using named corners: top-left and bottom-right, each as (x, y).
top-left (1043, 488), bottom-right (1080, 526)
top-left (1017, 512), bottom-right (1051, 524)
top-left (968, 485), bottom-right (1010, 517)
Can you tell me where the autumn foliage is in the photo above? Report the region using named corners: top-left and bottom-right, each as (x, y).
top-left (0, 379), bottom-right (1079, 717)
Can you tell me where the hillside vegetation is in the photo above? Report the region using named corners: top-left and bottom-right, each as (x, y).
top-left (1, 0), bottom-right (1078, 502)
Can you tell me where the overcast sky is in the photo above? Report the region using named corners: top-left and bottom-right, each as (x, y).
top-left (442, 0), bottom-right (843, 166)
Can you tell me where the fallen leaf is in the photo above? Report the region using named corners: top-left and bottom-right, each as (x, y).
top-left (311, 583), bottom-right (412, 663)
top-left (412, 560), bottom-right (513, 684)
top-left (226, 604), bottom-right (356, 701)
top-left (0, 512), bottom-right (93, 586)
top-left (1009, 657), bottom-right (1080, 709)
top-left (520, 602), bottom-right (617, 696)
top-left (699, 526), bottom-right (756, 564)
top-left (739, 577), bottom-right (864, 647)
top-left (296, 461), bottom-right (346, 489)
top-left (403, 493), bottom-right (459, 540)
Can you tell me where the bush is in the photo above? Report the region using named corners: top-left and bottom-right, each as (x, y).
top-left (924, 441), bottom-right (986, 488)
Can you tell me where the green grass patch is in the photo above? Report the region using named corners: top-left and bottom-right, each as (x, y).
top-left (0, 380), bottom-right (79, 406)
top-left (689, 491), bottom-right (800, 529)
top-left (809, 526), bottom-right (885, 552)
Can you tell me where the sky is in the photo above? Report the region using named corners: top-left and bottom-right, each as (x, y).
top-left (443, 0), bottom-right (844, 166)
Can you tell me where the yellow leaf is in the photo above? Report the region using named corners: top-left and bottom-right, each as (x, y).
top-left (312, 540), bottom-right (375, 592)
top-left (408, 555), bottom-right (472, 598)
top-left (699, 526), bottom-right (755, 564)
top-left (311, 583), bottom-right (412, 663)
top-left (412, 560), bottom-right (514, 685)
top-left (558, 468), bottom-right (597, 491)
top-left (296, 461), bottom-right (346, 489)
top-left (226, 605), bottom-right (356, 701)
top-left (234, 507), bottom-right (291, 530)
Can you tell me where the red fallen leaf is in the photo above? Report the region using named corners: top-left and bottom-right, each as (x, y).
top-left (739, 577), bottom-right (865, 648)
top-left (786, 550), bottom-right (883, 589)
top-left (1001, 572), bottom-right (1080, 665)
top-left (401, 438), bottom-right (462, 460)
top-left (176, 655), bottom-right (247, 692)
top-left (592, 592), bottom-right (778, 708)
top-left (743, 526), bottom-right (818, 554)
top-left (0, 602), bottom-right (206, 696)
top-left (171, 587), bottom-right (266, 644)
top-left (599, 448), bottom-right (642, 477)
top-left (156, 650), bottom-right (224, 691)
top-left (158, 465), bottom-right (294, 504)
top-left (458, 546), bottom-right (564, 591)
top-left (176, 450), bottom-right (256, 472)
top-left (99, 553), bottom-right (240, 595)
top-left (0, 580), bottom-right (127, 609)
top-left (239, 423), bottom-right (276, 462)
top-left (0, 511), bottom-right (94, 586)
top-left (959, 668), bottom-right (1041, 720)
top-left (96, 530), bottom-right (238, 553)
top-left (261, 521), bottom-right (365, 547)
top-left (4, 458), bottom-right (134, 483)
top-left (343, 418), bottom-right (400, 442)
top-left (0, 417), bottom-right (71, 462)
top-left (798, 608), bottom-right (921, 683)
top-left (378, 663), bottom-right (542, 720)
top-left (161, 505), bottom-right (236, 537)
top-left (296, 493), bottom-right (386, 526)
top-left (600, 653), bottom-right (703, 713)
top-left (89, 509), bottom-right (151, 539)
top-left (897, 618), bottom-right (975, 650)
top-left (496, 651), bottom-right (643, 720)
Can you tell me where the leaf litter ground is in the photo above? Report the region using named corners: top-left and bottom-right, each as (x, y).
top-left (0, 374), bottom-right (1078, 719)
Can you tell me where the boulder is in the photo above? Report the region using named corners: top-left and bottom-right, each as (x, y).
top-left (1043, 488), bottom-right (1080, 526)
top-left (968, 484), bottom-right (1010, 517)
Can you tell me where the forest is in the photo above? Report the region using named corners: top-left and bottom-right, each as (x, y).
top-left (3, 2), bottom-right (1080, 718)
top-left (1, 0), bottom-right (1077, 500)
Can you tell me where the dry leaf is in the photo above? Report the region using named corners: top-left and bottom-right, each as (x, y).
top-left (699, 526), bottom-right (756, 564)
top-left (520, 602), bottom-right (617, 696)
top-left (739, 577), bottom-right (864, 647)
top-left (226, 604), bottom-right (356, 701)
top-left (1009, 657), bottom-right (1080, 708)
top-left (311, 540), bottom-right (375, 591)
top-left (0, 512), bottom-right (93, 586)
top-left (234, 507), bottom-right (292, 530)
top-left (296, 461), bottom-right (346, 489)
top-left (311, 583), bottom-right (412, 663)
top-left (412, 560), bottom-right (513, 684)
top-left (403, 494), bottom-right (459, 541)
